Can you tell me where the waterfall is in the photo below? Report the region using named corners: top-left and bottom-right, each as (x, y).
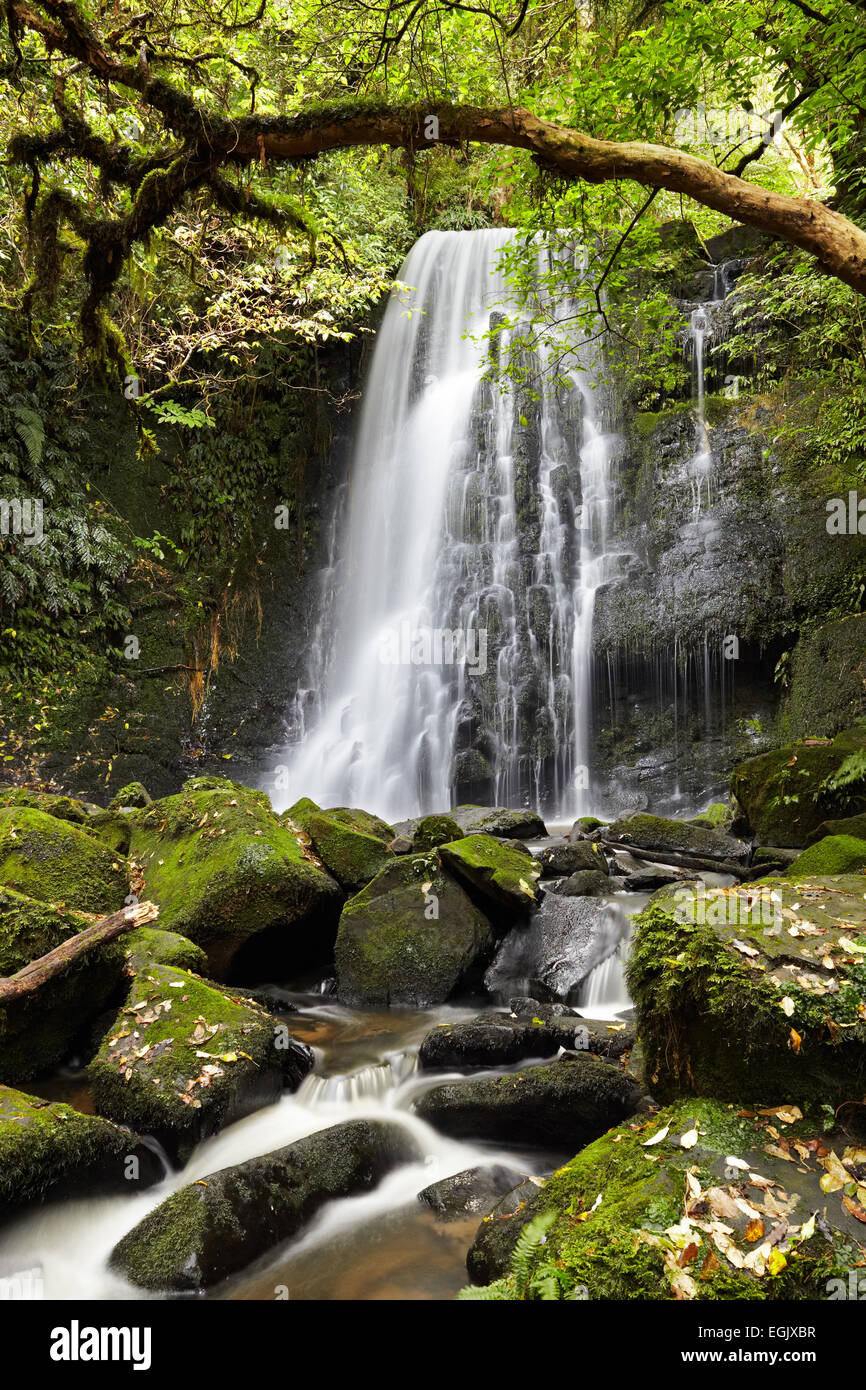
top-left (275, 229), bottom-right (618, 823)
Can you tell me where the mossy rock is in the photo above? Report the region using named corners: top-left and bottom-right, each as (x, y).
top-left (464, 1097), bottom-right (862, 1298)
top-left (128, 783), bottom-right (342, 979)
top-left (0, 787), bottom-right (97, 826)
top-left (731, 727), bottom-right (866, 847)
top-left (88, 963), bottom-right (313, 1160)
top-left (688, 801), bottom-right (732, 829)
top-left (108, 782), bottom-right (152, 810)
top-left (413, 815), bottom-right (464, 851)
top-left (534, 840), bottom-right (608, 877)
top-left (572, 816), bottom-right (605, 835)
top-left (604, 812), bottom-right (749, 864)
top-left (438, 834), bottom-right (541, 917)
top-left (122, 926), bottom-right (207, 976)
top-left (627, 884), bottom-right (866, 1106)
top-left (0, 1086), bottom-right (162, 1222)
top-left (0, 806), bottom-right (129, 914)
top-left (335, 852), bottom-right (494, 1007)
top-left (86, 810), bottom-right (132, 856)
top-left (415, 1052), bottom-right (644, 1147)
top-left (281, 796), bottom-right (321, 834)
top-left (806, 811), bottom-right (866, 845)
top-left (320, 806), bottom-right (394, 842)
top-left (0, 887), bottom-right (129, 1084)
top-left (785, 835), bottom-right (866, 878)
top-left (396, 805), bottom-right (547, 841)
top-left (110, 1119), bottom-right (418, 1291)
top-left (306, 811), bottom-right (392, 891)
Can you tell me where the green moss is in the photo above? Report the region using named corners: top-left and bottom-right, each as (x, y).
top-left (0, 888), bottom-right (127, 1083)
top-left (689, 802), bottom-right (732, 829)
top-left (306, 811), bottom-right (392, 890)
top-left (281, 797), bottom-right (321, 834)
top-left (731, 726), bottom-right (866, 846)
top-left (413, 815), bottom-right (464, 851)
top-left (128, 782), bottom-right (340, 978)
top-left (0, 786), bottom-right (94, 825)
top-left (785, 835), bottom-right (866, 878)
top-left (438, 834), bottom-right (541, 916)
top-left (122, 926), bottom-right (207, 975)
top-left (0, 806), bottom-right (129, 913)
top-left (605, 812), bottom-right (744, 862)
top-left (108, 782), bottom-right (152, 809)
top-left (86, 809), bottom-right (132, 856)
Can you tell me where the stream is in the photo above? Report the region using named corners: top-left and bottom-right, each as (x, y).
top-left (1, 874), bottom-right (649, 1301)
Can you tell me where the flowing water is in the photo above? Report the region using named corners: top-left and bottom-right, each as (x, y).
top-left (273, 229), bottom-right (621, 823)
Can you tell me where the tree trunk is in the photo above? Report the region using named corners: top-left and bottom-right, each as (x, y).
top-left (0, 901), bottom-right (159, 1006)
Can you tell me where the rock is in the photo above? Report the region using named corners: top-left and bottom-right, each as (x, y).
top-left (121, 926), bottom-right (208, 976)
top-left (86, 810), bottom-right (133, 856)
top-left (108, 782), bottom-right (152, 810)
top-left (281, 796), bottom-right (321, 833)
top-left (534, 840), bottom-right (609, 877)
top-left (687, 801), bottom-right (732, 829)
top-left (335, 853), bottom-right (494, 1007)
top-left (306, 811), bottom-right (392, 891)
top-left (418, 1013), bottom-right (635, 1070)
top-left (88, 963), bottom-right (313, 1160)
top-left (621, 867), bottom-right (683, 891)
top-left (438, 834), bottom-right (542, 917)
top-left (508, 996), bottom-right (573, 1019)
top-left (731, 727), bottom-right (866, 846)
top-left (128, 778), bottom-right (342, 980)
top-left (548, 869), bottom-right (612, 897)
top-left (806, 812), bottom-right (866, 845)
top-left (395, 805), bottom-right (547, 841)
top-left (602, 812), bottom-right (750, 865)
top-left (0, 1085), bottom-right (161, 1222)
top-left (110, 1119), bottom-right (418, 1290)
top-left (419, 1163), bottom-right (527, 1222)
top-left (413, 815), bottom-right (464, 851)
top-left (0, 887), bottom-right (128, 1084)
top-left (485, 894), bottom-right (629, 1001)
top-left (628, 880), bottom-right (866, 1105)
top-left (785, 834), bottom-right (866, 878)
top-left (463, 1096), bottom-right (860, 1298)
top-left (570, 817), bottom-right (606, 837)
top-left (0, 786), bottom-right (97, 826)
top-left (0, 806), bottom-right (129, 913)
top-left (415, 1053), bottom-right (643, 1147)
top-left (388, 835), bottom-right (414, 855)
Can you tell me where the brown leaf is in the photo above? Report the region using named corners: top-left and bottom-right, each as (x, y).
top-left (842, 1196), bottom-right (866, 1224)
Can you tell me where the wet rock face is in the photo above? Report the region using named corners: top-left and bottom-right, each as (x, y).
top-left (485, 894), bottom-right (629, 1002)
top-left (533, 840), bottom-right (609, 877)
top-left (418, 1164), bottom-right (528, 1222)
top-left (414, 1053), bottom-right (645, 1148)
top-left (418, 1012), bottom-right (635, 1071)
top-left (110, 1119), bottom-right (419, 1292)
top-left (731, 727), bottom-right (866, 846)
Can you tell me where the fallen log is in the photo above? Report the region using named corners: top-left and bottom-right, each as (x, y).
top-left (597, 839), bottom-right (755, 882)
top-left (0, 901), bottom-right (159, 1005)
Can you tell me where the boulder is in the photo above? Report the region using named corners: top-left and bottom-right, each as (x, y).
top-left (108, 782), bottom-right (152, 810)
top-left (0, 787), bottom-right (98, 826)
top-left (335, 852), bottom-right (494, 1007)
top-left (570, 817), bottom-right (606, 837)
top-left (128, 778), bottom-right (342, 980)
top-left (438, 835), bottom-right (542, 917)
top-left (0, 887), bottom-right (128, 1084)
top-left (784, 835), bottom-right (866, 878)
top-left (415, 1053), bottom-right (644, 1147)
top-left (0, 1086), bottom-right (161, 1222)
top-left (88, 963), bottom-right (313, 1160)
top-left (621, 867), bottom-right (683, 891)
top-left (418, 1163), bottom-right (527, 1222)
top-left (110, 1119), bottom-right (418, 1290)
top-left (806, 812), bottom-right (866, 845)
top-left (394, 805), bottom-right (547, 841)
top-left (121, 926), bottom-right (208, 976)
top-left (627, 879), bottom-right (866, 1105)
top-left (548, 869), bottom-right (612, 897)
top-left (485, 894), bottom-right (629, 1001)
top-left (0, 806), bottom-right (129, 913)
top-left (534, 840), bottom-right (609, 877)
top-left (418, 1013), bottom-right (635, 1070)
top-left (730, 727), bottom-right (866, 846)
top-left (305, 811), bottom-right (392, 891)
top-left (413, 815), bottom-right (465, 851)
top-left (601, 812), bottom-right (750, 865)
top-left (463, 1096), bottom-right (862, 1298)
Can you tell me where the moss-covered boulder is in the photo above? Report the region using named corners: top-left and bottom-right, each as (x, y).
top-left (438, 835), bottom-right (541, 918)
top-left (88, 963), bottom-right (313, 1159)
top-left (86, 810), bottom-right (133, 856)
top-left (413, 815), bottom-right (464, 851)
top-left (0, 887), bottom-right (128, 1084)
top-left (0, 807), bottom-right (129, 913)
top-left (415, 1053), bottom-right (644, 1147)
top-left (110, 1119), bottom-right (418, 1291)
top-left (280, 797), bottom-right (321, 833)
top-left (464, 1097), bottom-right (863, 1298)
top-left (334, 852), bottom-right (494, 1007)
top-left (627, 882), bottom-right (866, 1106)
top-left (534, 840), bottom-right (609, 877)
top-left (688, 801), bottom-right (733, 829)
top-left (806, 811), bottom-right (866, 844)
top-left (602, 812), bottom-right (749, 864)
top-left (418, 1014), bottom-right (634, 1071)
top-left (785, 835), bottom-right (866, 878)
top-left (731, 727), bottom-right (866, 846)
top-left (121, 926), bottom-right (208, 976)
top-left (395, 805), bottom-right (547, 841)
top-left (0, 787), bottom-right (97, 826)
top-left (0, 1086), bottom-right (162, 1222)
top-left (108, 782), bottom-right (152, 810)
top-left (305, 811), bottom-right (392, 891)
top-left (128, 780), bottom-right (341, 979)
top-left (550, 869), bottom-right (613, 897)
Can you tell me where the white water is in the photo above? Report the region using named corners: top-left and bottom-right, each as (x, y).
top-left (274, 229), bottom-right (619, 823)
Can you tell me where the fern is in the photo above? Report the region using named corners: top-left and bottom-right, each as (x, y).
top-left (13, 405), bottom-right (45, 469)
top-left (458, 1211), bottom-right (562, 1301)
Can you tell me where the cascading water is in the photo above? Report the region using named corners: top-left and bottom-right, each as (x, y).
top-left (274, 229), bottom-right (618, 823)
